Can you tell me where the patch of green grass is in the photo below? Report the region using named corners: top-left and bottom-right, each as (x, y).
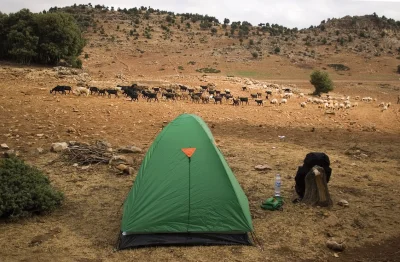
top-left (196, 67), bottom-right (221, 73)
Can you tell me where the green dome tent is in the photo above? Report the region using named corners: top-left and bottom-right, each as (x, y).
top-left (118, 114), bottom-right (253, 249)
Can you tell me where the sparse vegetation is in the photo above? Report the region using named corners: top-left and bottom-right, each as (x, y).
top-left (178, 66), bottom-right (184, 70)
top-left (274, 46), bottom-right (281, 54)
top-left (0, 157), bottom-right (64, 219)
top-left (397, 65), bottom-right (400, 74)
top-left (187, 61), bottom-right (196, 65)
top-left (310, 70), bottom-right (334, 95)
top-left (328, 64), bottom-right (350, 71)
top-left (252, 52), bottom-right (258, 59)
top-left (196, 67), bottom-right (221, 73)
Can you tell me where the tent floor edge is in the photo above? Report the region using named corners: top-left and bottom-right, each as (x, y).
top-left (118, 232), bottom-right (252, 250)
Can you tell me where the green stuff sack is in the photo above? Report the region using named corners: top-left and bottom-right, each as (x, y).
top-left (261, 196), bottom-right (283, 211)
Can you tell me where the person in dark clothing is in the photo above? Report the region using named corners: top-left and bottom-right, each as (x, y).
top-left (294, 152), bottom-right (332, 200)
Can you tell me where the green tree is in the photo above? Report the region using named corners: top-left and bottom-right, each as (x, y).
top-left (211, 27), bottom-right (217, 35)
top-left (223, 18), bottom-right (230, 25)
top-left (274, 46), bottom-right (280, 54)
top-left (310, 70), bottom-right (334, 95)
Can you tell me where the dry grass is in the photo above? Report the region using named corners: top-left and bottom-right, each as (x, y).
top-left (0, 58), bottom-right (399, 262)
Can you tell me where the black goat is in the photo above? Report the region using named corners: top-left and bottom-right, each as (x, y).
top-left (200, 85), bottom-right (208, 91)
top-left (242, 86), bottom-right (247, 91)
top-left (147, 93), bottom-right (158, 102)
top-left (106, 89), bottom-right (119, 98)
top-left (153, 87), bottom-right (160, 93)
top-left (98, 89), bottom-right (106, 96)
top-left (233, 98), bottom-right (240, 106)
top-left (89, 87), bottom-right (99, 95)
top-left (214, 96), bottom-right (223, 104)
top-left (126, 90), bottom-right (139, 102)
top-left (255, 99), bottom-right (263, 106)
top-left (250, 94), bottom-right (258, 99)
top-left (188, 88), bottom-right (195, 94)
top-left (257, 92), bottom-right (262, 98)
top-left (239, 97), bottom-right (249, 105)
top-left (179, 85), bottom-right (188, 92)
top-left (50, 85), bottom-right (67, 95)
top-left (163, 92), bottom-right (176, 101)
top-left (209, 90), bottom-right (215, 95)
top-left (266, 90), bottom-right (273, 95)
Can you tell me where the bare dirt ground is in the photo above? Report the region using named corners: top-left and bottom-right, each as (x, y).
top-left (0, 62), bottom-right (399, 262)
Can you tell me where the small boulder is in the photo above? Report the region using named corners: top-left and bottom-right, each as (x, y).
top-left (67, 127), bottom-right (76, 133)
top-left (255, 164), bottom-right (272, 171)
top-left (1, 143), bottom-right (9, 150)
top-left (337, 199), bottom-right (349, 207)
top-left (4, 149), bottom-right (18, 158)
top-left (36, 148), bottom-right (44, 154)
top-left (326, 240), bottom-right (345, 252)
top-left (117, 146), bottom-right (142, 154)
top-left (51, 142), bottom-right (68, 152)
top-left (116, 164), bottom-right (128, 171)
top-left (127, 167), bottom-right (135, 175)
top-left (109, 155), bottom-right (134, 166)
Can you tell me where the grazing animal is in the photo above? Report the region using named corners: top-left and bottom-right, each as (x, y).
top-left (270, 98), bottom-right (278, 104)
top-left (200, 85), bottom-right (208, 91)
top-left (147, 93), bottom-right (158, 102)
top-left (214, 96), bottom-right (223, 104)
top-left (255, 99), bottom-right (263, 106)
top-left (279, 99), bottom-right (287, 105)
top-left (74, 87), bottom-right (89, 96)
top-left (232, 98), bottom-right (240, 106)
top-left (300, 102), bottom-right (307, 108)
top-left (257, 92), bottom-right (262, 98)
top-left (191, 94), bottom-right (200, 103)
top-left (50, 85), bottom-right (67, 95)
top-left (201, 96), bottom-right (210, 104)
top-left (239, 97), bottom-right (249, 105)
top-left (126, 90), bottom-right (139, 102)
top-left (64, 86), bottom-right (72, 94)
top-left (153, 87), bottom-right (160, 93)
top-left (215, 90), bottom-right (221, 95)
top-left (209, 90), bottom-right (215, 95)
top-left (242, 86), bottom-right (247, 91)
top-left (179, 85), bottom-right (188, 92)
top-left (163, 92), bottom-right (176, 101)
top-left (165, 88), bottom-right (174, 93)
top-left (266, 90), bottom-right (272, 95)
top-left (89, 87), bottom-right (99, 95)
top-left (97, 89), bottom-right (106, 96)
top-left (250, 94), bottom-right (258, 99)
top-left (106, 89), bottom-right (119, 98)
top-left (188, 88), bottom-right (195, 94)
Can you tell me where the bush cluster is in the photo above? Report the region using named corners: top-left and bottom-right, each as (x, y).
top-left (0, 9), bottom-right (85, 66)
top-left (0, 157), bottom-right (63, 219)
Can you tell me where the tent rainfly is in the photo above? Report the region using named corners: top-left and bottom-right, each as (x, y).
top-left (118, 114), bottom-right (253, 249)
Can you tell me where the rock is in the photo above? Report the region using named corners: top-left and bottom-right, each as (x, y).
top-left (337, 199), bottom-right (349, 207)
top-left (36, 147), bottom-right (44, 154)
top-left (254, 164), bottom-right (272, 171)
top-left (73, 108), bottom-right (79, 112)
top-left (360, 153), bottom-right (368, 158)
top-left (326, 240), bottom-right (345, 252)
top-left (72, 163), bottom-right (78, 167)
top-left (97, 140), bottom-right (112, 148)
top-left (117, 146), bottom-right (142, 154)
top-left (67, 127), bottom-right (76, 133)
top-left (1, 143), bottom-right (9, 149)
top-left (36, 134), bottom-right (44, 137)
top-left (109, 155), bottom-right (134, 166)
top-left (127, 167), bottom-right (135, 175)
top-left (51, 142), bottom-right (68, 152)
top-left (116, 164), bottom-right (128, 171)
top-left (81, 165), bottom-right (90, 170)
top-left (68, 141), bottom-right (77, 146)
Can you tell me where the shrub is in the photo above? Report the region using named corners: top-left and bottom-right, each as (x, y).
top-left (252, 52), bottom-right (258, 59)
top-left (211, 28), bottom-right (217, 35)
top-left (84, 53), bottom-right (89, 59)
top-left (187, 61), bottom-right (196, 65)
top-left (249, 39), bottom-right (254, 45)
top-left (0, 157), bottom-right (63, 219)
top-left (397, 65), bottom-right (400, 74)
top-left (310, 70), bottom-right (334, 95)
top-left (274, 46), bottom-right (280, 54)
top-left (196, 67), bottom-right (221, 73)
top-left (178, 66), bottom-right (184, 70)
top-left (328, 64), bottom-right (350, 71)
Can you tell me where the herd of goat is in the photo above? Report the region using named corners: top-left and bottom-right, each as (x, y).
top-left (50, 84), bottom-right (398, 110)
